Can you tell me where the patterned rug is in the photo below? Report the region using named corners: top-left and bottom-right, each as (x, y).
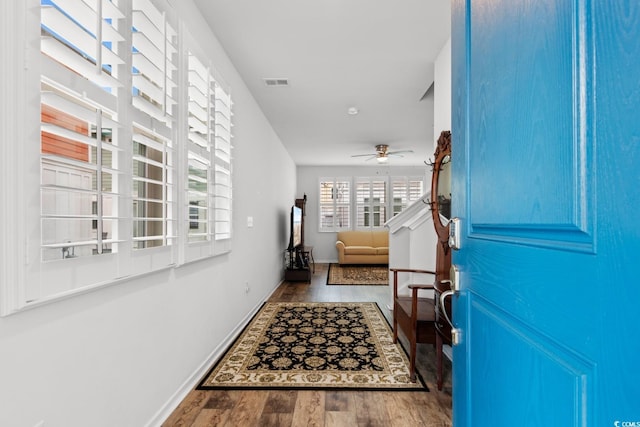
top-left (197, 302), bottom-right (426, 390)
top-left (326, 263), bottom-right (389, 286)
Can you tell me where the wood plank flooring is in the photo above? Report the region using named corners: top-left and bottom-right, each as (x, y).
top-left (162, 263), bottom-right (452, 426)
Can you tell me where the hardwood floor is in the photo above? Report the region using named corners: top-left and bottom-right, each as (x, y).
top-left (162, 263), bottom-right (452, 426)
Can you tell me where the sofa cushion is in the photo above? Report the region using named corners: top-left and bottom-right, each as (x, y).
top-left (371, 231), bottom-right (389, 247)
top-left (337, 231), bottom-right (373, 246)
top-left (375, 247), bottom-right (389, 255)
top-left (344, 246), bottom-right (378, 255)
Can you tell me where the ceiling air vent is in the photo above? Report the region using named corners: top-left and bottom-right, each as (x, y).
top-left (264, 78), bottom-right (289, 87)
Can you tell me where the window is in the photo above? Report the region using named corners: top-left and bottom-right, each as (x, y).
top-left (355, 179), bottom-right (387, 228)
top-left (318, 176), bottom-right (425, 233)
top-left (40, 0), bottom-right (125, 262)
top-left (0, 0), bottom-right (235, 315)
top-left (213, 85), bottom-right (233, 241)
top-left (391, 177), bottom-right (424, 217)
top-left (185, 50), bottom-right (233, 257)
top-left (187, 52), bottom-right (213, 243)
top-left (132, 0), bottom-right (177, 127)
top-left (319, 179), bottom-right (351, 231)
top-left (131, 0), bottom-right (177, 249)
top-left (132, 126), bottom-right (175, 249)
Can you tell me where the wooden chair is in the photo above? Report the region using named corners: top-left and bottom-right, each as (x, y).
top-left (390, 131), bottom-right (453, 390)
top-left (390, 268), bottom-right (437, 383)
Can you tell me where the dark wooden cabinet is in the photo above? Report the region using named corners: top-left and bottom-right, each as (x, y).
top-left (285, 195), bottom-right (310, 281)
top-left (284, 266), bottom-right (311, 282)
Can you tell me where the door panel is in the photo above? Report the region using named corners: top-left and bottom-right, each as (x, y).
top-left (468, 0), bottom-right (594, 249)
top-left (452, 0), bottom-right (640, 426)
top-left (469, 1), bottom-right (579, 229)
top-left (469, 295), bottom-right (594, 426)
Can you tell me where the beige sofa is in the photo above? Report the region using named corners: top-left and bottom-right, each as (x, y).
top-left (335, 230), bottom-right (389, 265)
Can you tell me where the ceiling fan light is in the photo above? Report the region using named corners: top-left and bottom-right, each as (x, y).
top-left (376, 156), bottom-right (388, 164)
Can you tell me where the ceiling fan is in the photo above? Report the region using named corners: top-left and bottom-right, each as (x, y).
top-left (351, 144), bottom-right (414, 163)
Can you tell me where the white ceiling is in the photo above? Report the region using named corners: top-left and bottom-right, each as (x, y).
top-left (193, 0), bottom-right (451, 166)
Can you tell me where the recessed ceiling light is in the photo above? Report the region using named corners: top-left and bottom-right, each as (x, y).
top-left (347, 107), bottom-right (359, 115)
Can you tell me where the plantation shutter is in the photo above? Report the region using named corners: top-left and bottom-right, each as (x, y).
top-left (391, 177), bottom-right (424, 217)
top-left (130, 0), bottom-right (177, 251)
top-left (132, 126), bottom-right (175, 249)
top-left (319, 179), bottom-right (350, 231)
top-left (186, 52), bottom-right (213, 243)
top-left (213, 84), bottom-right (233, 241)
top-left (131, 0), bottom-right (177, 127)
top-left (355, 179), bottom-right (386, 228)
top-left (40, 0), bottom-right (125, 262)
top-left (5, 0), bottom-right (237, 314)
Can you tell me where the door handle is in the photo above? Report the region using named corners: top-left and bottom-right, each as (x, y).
top-left (439, 264), bottom-right (461, 345)
top-left (439, 289), bottom-right (454, 329)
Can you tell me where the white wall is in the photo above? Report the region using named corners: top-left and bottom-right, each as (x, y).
top-left (0, 1), bottom-right (296, 426)
top-left (434, 37), bottom-right (452, 147)
top-left (297, 165), bottom-right (428, 263)
top-left (433, 38), bottom-right (452, 198)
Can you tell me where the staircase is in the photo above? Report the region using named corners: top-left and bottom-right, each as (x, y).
top-left (384, 192), bottom-right (439, 301)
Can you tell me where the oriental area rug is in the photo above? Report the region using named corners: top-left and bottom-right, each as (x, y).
top-left (197, 302), bottom-right (426, 391)
top-left (326, 264), bottom-right (389, 286)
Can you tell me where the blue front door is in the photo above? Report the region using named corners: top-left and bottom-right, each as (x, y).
top-left (451, 1), bottom-right (640, 426)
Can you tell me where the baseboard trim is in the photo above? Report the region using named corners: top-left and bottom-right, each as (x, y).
top-left (315, 258), bottom-right (338, 264)
top-left (145, 286), bottom-right (278, 426)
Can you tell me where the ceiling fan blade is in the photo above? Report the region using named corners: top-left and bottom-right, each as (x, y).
top-left (352, 146), bottom-right (412, 161)
top-left (387, 150), bottom-right (414, 156)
